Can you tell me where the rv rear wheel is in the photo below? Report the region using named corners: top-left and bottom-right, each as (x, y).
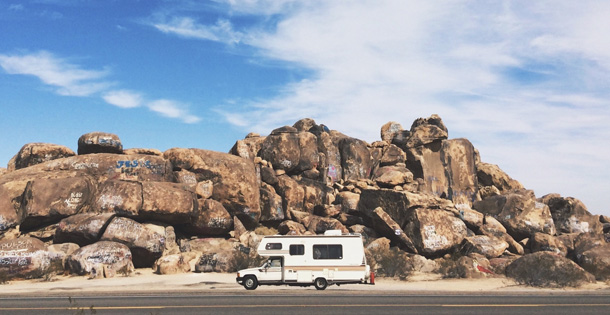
top-left (314, 277), bottom-right (328, 290)
top-left (243, 276), bottom-right (258, 290)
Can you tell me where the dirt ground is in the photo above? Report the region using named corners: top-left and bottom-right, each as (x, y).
top-left (1, 270), bottom-right (609, 296)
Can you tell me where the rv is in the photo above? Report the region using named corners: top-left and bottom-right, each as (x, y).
top-left (236, 230), bottom-right (374, 290)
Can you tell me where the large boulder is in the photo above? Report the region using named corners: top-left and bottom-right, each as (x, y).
top-left (229, 133), bottom-right (265, 161)
top-left (506, 251), bottom-right (595, 287)
top-left (335, 191), bottom-right (360, 213)
top-left (259, 127), bottom-right (319, 174)
top-left (372, 165), bottom-right (413, 188)
top-left (370, 207), bottom-right (417, 253)
top-left (461, 235), bottom-right (509, 258)
top-left (572, 233), bottom-right (610, 280)
top-left (339, 137), bottom-right (372, 181)
top-left (66, 241), bottom-right (134, 277)
top-left (100, 217), bottom-right (165, 267)
top-left (314, 130), bottom-right (344, 184)
top-left (20, 176), bottom-right (96, 231)
top-left (0, 184), bottom-right (21, 234)
top-left (476, 162), bottom-right (523, 194)
top-left (528, 232), bottom-right (568, 256)
top-left (164, 148), bottom-right (260, 228)
top-left (54, 213), bottom-right (115, 246)
top-left (0, 237), bottom-right (53, 280)
top-left (277, 220), bottom-right (307, 235)
top-left (183, 199), bottom-right (233, 236)
top-left (406, 138), bottom-right (478, 207)
top-left (0, 154), bottom-right (172, 184)
top-left (380, 121), bottom-right (403, 144)
top-left (358, 188), bottom-right (453, 227)
top-left (77, 132), bottom-right (123, 155)
top-left (94, 180), bottom-right (142, 217)
top-left (379, 144), bottom-right (406, 166)
top-left (13, 143), bottom-right (75, 170)
top-left (275, 175), bottom-right (305, 218)
top-left (541, 195), bottom-right (603, 235)
top-left (152, 252), bottom-right (197, 275)
top-left (403, 208), bottom-right (468, 256)
top-left (259, 183), bottom-right (284, 222)
top-left (140, 181), bottom-right (198, 224)
top-left (473, 190), bottom-right (556, 240)
top-left (300, 178), bottom-right (334, 214)
top-left (404, 114), bottom-right (448, 148)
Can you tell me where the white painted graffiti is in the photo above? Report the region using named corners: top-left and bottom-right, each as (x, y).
top-left (422, 225), bottom-right (448, 250)
top-left (207, 217), bottom-right (229, 228)
top-left (97, 194), bottom-right (124, 209)
top-left (72, 162), bottom-right (100, 170)
top-left (64, 191), bottom-right (84, 209)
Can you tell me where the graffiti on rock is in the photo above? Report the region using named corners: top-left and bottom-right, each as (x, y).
top-left (64, 192), bottom-right (84, 209)
top-left (422, 225), bottom-right (448, 250)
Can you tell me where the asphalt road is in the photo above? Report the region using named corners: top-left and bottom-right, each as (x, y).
top-left (1, 292), bottom-right (609, 315)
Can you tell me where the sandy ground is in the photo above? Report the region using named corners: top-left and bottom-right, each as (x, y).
top-left (1, 270), bottom-right (609, 296)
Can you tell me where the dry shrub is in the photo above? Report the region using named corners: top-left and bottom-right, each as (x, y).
top-left (366, 246), bottom-right (410, 278)
top-left (254, 226), bottom-right (278, 236)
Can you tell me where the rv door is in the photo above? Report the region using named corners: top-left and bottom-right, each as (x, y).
top-left (257, 257), bottom-right (283, 283)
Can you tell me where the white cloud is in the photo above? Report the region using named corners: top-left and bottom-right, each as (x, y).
top-left (0, 51), bottom-right (109, 96)
top-left (152, 17), bottom-right (242, 44)
top-left (147, 99), bottom-right (201, 124)
top-left (102, 90), bottom-right (143, 108)
top-left (194, 1), bottom-right (610, 214)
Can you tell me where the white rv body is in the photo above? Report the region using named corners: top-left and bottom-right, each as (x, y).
top-left (236, 231), bottom-right (373, 290)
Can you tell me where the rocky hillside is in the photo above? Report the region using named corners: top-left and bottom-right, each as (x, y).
top-left (1, 115), bottom-right (608, 286)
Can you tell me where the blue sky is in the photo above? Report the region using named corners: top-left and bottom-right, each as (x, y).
top-left (1, 0), bottom-right (609, 216)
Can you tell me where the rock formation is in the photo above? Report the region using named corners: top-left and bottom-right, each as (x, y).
top-left (0, 115), bottom-right (607, 286)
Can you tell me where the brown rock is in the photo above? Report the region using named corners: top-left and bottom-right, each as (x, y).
top-left (260, 166), bottom-right (278, 186)
top-left (335, 191), bottom-right (360, 213)
top-left (572, 233), bottom-right (610, 280)
top-left (293, 118), bottom-right (318, 132)
top-left (476, 162), bottom-right (523, 193)
top-left (184, 199), bottom-right (233, 236)
top-left (461, 235), bottom-right (509, 258)
top-left (405, 114), bottom-right (448, 148)
top-left (20, 176), bottom-right (96, 231)
top-left (528, 232), bottom-right (568, 256)
top-left (163, 148), bottom-right (260, 228)
top-left (100, 217), bottom-right (165, 267)
top-left (0, 184), bottom-right (21, 234)
top-left (379, 144), bottom-right (406, 166)
top-left (277, 220), bottom-right (307, 235)
top-left (371, 207), bottom-right (417, 253)
top-left (195, 180), bottom-right (214, 199)
top-left (77, 132), bottom-right (123, 155)
top-left (66, 241), bottom-right (134, 277)
top-left (152, 253), bottom-right (196, 275)
top-left (358, 188), bottom-right (453, 227)
top-left (339, 137), bottom-right (372, 181)
top-left (301, 178), bottom-right (334, 214)
top-left (473, 190), bottom-right (556, 240)
top-left (372, 165), bottom-right (413, 187)
top-left (0, 237), bottom-right (53, 280)
top-left (259, 183), bottom-right (284, 222)
top-left (541, 195), bottom-right (603, 235)
top-left (380, 121), bottom-right (404, 144)
top-left (13, 143), bottom-right (75, 170)
top-left (94, 180), bottom-right (142, 217)
top-left (123, 148), bottom-right (163, 156)
top-left (275, 175), bottom-right (304, 218)
top-left (54, 213), bottom-right (115, 246)
top-left (403, 208), bottom-right (467, 256)
top-left (229, 134), bottom-right (265, 161)
top-left (506, 251), bottom-right (595, 287)
top-left (174, 169), bottom-right (198, 189)
top-left (141, 181), bottom-right (198, 224)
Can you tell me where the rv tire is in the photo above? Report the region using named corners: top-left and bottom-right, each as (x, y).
top-left (314, 277), bottom-right (328, 290)
top-left (243, 276), bottom-right (258, 290)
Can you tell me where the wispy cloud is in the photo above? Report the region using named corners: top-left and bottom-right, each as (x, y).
top-left (152, 16), bottom-right (242, 44)
top-left (102, 90), bottom-right (143, 108)
top-left (155, 1), bottom-right (610, 213)
top-left (147, 99), bottom-right (201, 124)
top-left (0, 51), bottom-right (109, 96)
top-left (0, 50), bottom-right (201, 123)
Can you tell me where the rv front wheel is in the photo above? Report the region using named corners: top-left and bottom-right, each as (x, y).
top-left (314, 277), bottom-right (328, 290)
top-left (243, 276), bottom-right (258, 290)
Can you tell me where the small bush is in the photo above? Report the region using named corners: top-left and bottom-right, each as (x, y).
top-left (254, 226), bottom-right (278, 236)
top-left (0, 270), bottom-right (9, 285)
top-left (366, 246), bottom-right (411, 278)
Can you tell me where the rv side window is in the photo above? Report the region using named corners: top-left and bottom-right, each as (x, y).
top-left (313, 245), bottom-right (343, 259)
top-left (289, 244), bottom-right (304, 255)
top-left (265, 243), bottom-right (282, 250)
